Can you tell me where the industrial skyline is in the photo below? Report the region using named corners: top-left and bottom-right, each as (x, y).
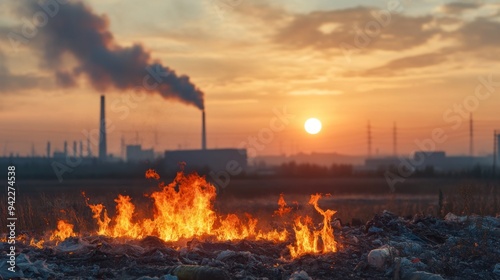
top-left (2, 94), bottom-right (499, 160)
top-left (2, 107), bottom-right (500, 159)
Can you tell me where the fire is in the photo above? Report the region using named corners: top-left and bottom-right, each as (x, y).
top-left (145, 169), bottom-right (160, 180)
top-left (50, 220), bottom-right (76, 242)
top-left (86, 169), bottom-right (287, 242)
top-left (288, 194), bottom-right (337, 258)
top-left (274, 193), bottom-right (292, 217)
top-left (48, 170), bottom-right (338, 258)
top-left (88, 203), bottom-right (111, 235)
top-left (30, 238), bottom-right (44, 249)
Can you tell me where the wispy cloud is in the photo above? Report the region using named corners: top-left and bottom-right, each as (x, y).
top-left (288, 89), bottom-right (343, 96)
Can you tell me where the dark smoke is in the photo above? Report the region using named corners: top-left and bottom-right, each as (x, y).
top-left (28, 1), bottom-right (204, 109)
top-left (55, 71), bottom-right (77, 88)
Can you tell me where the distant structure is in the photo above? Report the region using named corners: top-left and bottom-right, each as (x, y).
top-left (364, 151), bottom-right (490, 172)
top-left (46, 141), bottom-right (51, 158)
top-left (412, 151), bottom-right (489, 171)
top-left (87, 137), bottom-right (92, 158)
top-left (79, 141), bottom-right (83, 158)
top-left (202, 110), bottom-right (207, 150)
top-left (73, 141), bottom-right (77, 157)
top-left (164, 149), bottom-right (247, 173)
top-left (126, 145), bottom-right (154, 163)
top-left (99, 95), bottom-right (107, 161)
top-left (120, 135), bottom-right (125, 159)
top-left (164, 109), bottom-right (247, 174)
top-left (496, 131), bottom-right (500, 160)
top-left (53, 144), bottom-right (66, 159)
top-left (364, 156), bottom-right (400, 171)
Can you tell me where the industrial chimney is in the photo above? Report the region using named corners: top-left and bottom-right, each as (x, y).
top-left (47, 141), bottom-right (51, 158)
top-left (497, 133), bottom-right (500, 163)
top-left (99, 95), bottom-right (107, 160)
top-left (202, 110), bottom-right (207, 150)
top-left (79, 141), bottom-right (83, 158)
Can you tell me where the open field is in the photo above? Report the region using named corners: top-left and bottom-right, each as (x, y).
top-left (2, 176), bottom-right (499, 279)
top-left (2, 177), bottom-right (498, 234)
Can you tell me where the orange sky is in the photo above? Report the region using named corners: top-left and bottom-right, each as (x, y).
top-left (1, 0), bottom-right (500, 157)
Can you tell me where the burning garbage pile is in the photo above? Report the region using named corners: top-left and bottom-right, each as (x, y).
top-left (1, 170), bottom-right (500, 279)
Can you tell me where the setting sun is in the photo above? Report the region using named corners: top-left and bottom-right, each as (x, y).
top-left (304, 118), bottom-right (322, 134)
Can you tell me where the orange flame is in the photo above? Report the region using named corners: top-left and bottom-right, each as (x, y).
top-left (85, 170), bottom-right (287, 242)
top-left (288, 194), bottom-right (337, 258)
top-left (274, 193), bottom-right (292, 217)
top-left (29, 238), bottom-right (44, 249)
top-left (50, 220), bottom-right (76, 242)
top-left (145, 168), bottom-right (160, 180)
top-left (50, 170), bottom-right (339, 259)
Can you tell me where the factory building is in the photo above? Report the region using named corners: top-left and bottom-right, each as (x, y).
top-left (364, 151), bottom-right (491, 172)
top-left (164, 148), bottom-right (247, 173)
top-left (126, 145), bottom-right (155, 163)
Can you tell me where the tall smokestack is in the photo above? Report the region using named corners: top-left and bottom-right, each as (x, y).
top-left (79, 141), bottom-right (83, 158)
top-left (87, 137), bottom-right (92, 158)
top-left (99, 95), bottom-right (107, 161)
top-left (496, 132), bottom-right (500, 165)
top-left (47, 141), bottom-right (51, 158)
top-left (202, 110), bottom-right (207, 150)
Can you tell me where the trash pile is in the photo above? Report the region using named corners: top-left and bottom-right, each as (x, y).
top-left (1, 211), bottom-right (499, 280)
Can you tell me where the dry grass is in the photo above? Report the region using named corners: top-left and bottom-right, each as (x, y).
top-left (441, 185), bottom-right (499, 216)
top-left (1, 180), bottom-right (498, 235)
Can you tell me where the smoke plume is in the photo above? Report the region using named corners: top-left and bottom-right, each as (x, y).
top-left (28, 1), bottom-right (204, 109)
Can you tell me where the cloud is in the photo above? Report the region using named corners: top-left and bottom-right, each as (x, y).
top-left (439, 2), bottom-right (482, 14)
top-left (451, 17), bottom-right (500, 50)
top-left (289, 89), bottom-right (343, 96)
top-left (350, 53), bottom-right (448, 77)
top-left (0, 49), bottom-right (47, 93)
top-left (231, 1), bottom-right (289, 24)
top-left (346, 15), bottom-right (500, 77)
top-left (268, 3), bottom-right (500, 77)
top-left (273, 7), bottom-right (439, 52)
